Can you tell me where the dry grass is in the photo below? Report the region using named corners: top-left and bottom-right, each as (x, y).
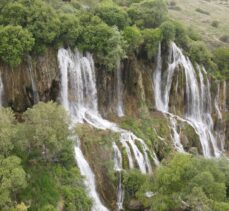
top-left (168, 0), bottom-right (229, 48)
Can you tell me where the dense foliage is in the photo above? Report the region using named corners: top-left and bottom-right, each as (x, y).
top-left (0, 0), bottom-right (227, 78)
top-left (123, 153), bottom-right (229, 211)
top-left (0, 102), bottom-right (91, 210)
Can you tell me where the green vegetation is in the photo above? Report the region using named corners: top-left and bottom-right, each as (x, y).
top-left (213, 46), bottom-right (229, 80)
top-left (0, 25), bottom-right (34, 67)
top-left (0, 0), bottom-right (227, 79)
top-left (0, 102), bottom-right (91, 210)
top-left (126, 153), bottom-right (229, 210)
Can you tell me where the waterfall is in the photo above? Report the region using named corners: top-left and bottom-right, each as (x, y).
top-left (28, 56), bottom-right (39, 104)
top-left (153, 43), bottom-right (185, 152)
top-left (74, 138), bottom-right (109, 211)
top-left (169, 117), bottom-right (185, 152)
top-left (58, 47), bottom-right (158, 209)
top-left (153, 42), bottom-right (222, 158)
top-left (116, 61), bottom-right (124, 117)
top-left (0, 74), bottom-right (3, 107)
top-left (112, 142), bottom-right (124, 210)
top-left (58, 48), bottom-right (109, 211)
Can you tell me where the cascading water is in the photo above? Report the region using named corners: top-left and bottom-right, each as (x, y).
top-left (58, 48), bottom-right (109, 211)
top-left (116, 61), bottom-right (124, 117)
top-left (112, 142), bottom-right (124, 210)
top-left (58, 48), bottom-right (156, 174)
top-left (0, 74), bottom-right (3, 107)
top-left (74, 137), bottom-right (109, 211)
top-left (153, 43), bottom-right (184, 152)
top-left (153, 42), bottom-right (222, 158)
top-left (169, 117), bottom-right (185, 152)
top-left (58, 47), bottom-right (158, 209)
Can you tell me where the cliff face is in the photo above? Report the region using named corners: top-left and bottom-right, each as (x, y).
top-left (0, 48), bottom-right (228, 149)
top-left (0, 49), bottom-right (59, 112)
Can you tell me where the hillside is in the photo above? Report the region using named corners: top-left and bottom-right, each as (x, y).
top-left (168, 0), bottom-right (229, 48)
top-left (0, 0), bottom-right (229, 211)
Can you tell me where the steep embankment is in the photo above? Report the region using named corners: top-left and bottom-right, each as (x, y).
top-left (0, 43), bottom-right (228, 210)
top-left (168, 0), bottom-right (229, 48)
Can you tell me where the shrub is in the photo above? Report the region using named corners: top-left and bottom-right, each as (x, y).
top-left (0, 25), bottom-right (34, 66)
top-left (212, 20), bottom-right (220, 28)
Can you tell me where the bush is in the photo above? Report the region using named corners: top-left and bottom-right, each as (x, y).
top-left (0, 25), bottom-right (34, 66)
top-left (212, 20), bottom-right (220, 28)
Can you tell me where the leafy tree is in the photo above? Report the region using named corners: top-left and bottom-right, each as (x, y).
top-left (95, 1), bottom-right (130, 29)
top-left (0, 25), bottom-right (34, 66)
top-left (79, 22), bottom-right (126, 70)
top-left (160, 21), bottom-right (175, 45)
top-left (22, 102), bottom-right (72, 163)
top-left (0, 156), bottom-right (27, 210)
top-left (0, 108), bottom-right (16, 156)
top-left (188, 41), bottom-right (212, 66)
top-left (142, 28), bottom-right (162, 59)
top-left (58, 13), bottom-right (81, 47)
top-left (213, 46), bottom-right (229, 80)
top-left (0, 2), bottom-right (28, 26)
top-left (135, 154), bottom-right (229, 210)
top-left (128, 0), bottom-right (168, 28)
top-left (123, 25), bottom-right (143, 53)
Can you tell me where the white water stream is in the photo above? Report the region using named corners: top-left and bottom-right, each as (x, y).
top-left (58, 48), bottom-right (158, 210)
top-left (153, 42), bottom-right (222, 158)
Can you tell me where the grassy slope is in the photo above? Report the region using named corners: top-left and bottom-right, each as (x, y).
top-left (168, 0), bottom-right (229, 48)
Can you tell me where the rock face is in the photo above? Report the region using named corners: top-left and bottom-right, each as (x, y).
top-left (0, 47), bottom-right (228, 152)
top-left (0, 49), bottom-right (59, 112)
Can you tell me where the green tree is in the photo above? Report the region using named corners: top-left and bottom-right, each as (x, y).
top-left (79, 22), bottom-right (126, 70)
top-left (142, 28), bottom-right (162, 59)
top-left (213, 46), bottom-right (229, 80)
top-left (0, 156), bottom-right (27, 210)
top-left (188, 41), bottom-right (212, 66)
top-left (22, 102), bottom-right (72, 163)
top-left (123, 25), bottom-right (143, 53)
top-left (128, 0), bottom-right (168, 28)
top-left (0, 108), bottom-right (16, 156)
top-left (0, 25), bottom-right (34, 66)
top-left (58, 13), bottom-right (81, 47)
top-left (160, 21), bottom-right (175, 45)
top-left (95, 2), bottom-right (130, 29)
top-left (150, 154), bottom-right (228, 210)
top-left (0, 2), bottom-right (28, 26)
